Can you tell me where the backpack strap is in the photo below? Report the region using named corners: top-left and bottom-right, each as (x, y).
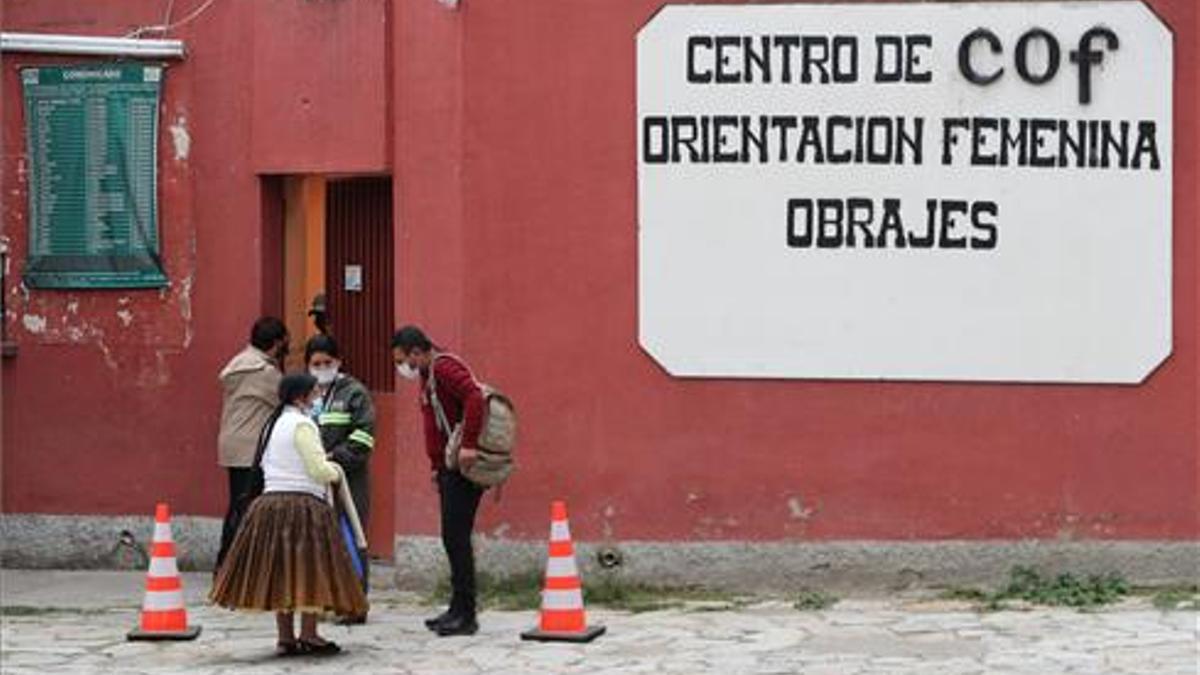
top-left (427, 370), bottom-right (453, 439)
top-left (253, 407), bottom-right (282, 469)
top-left (426, 352), bottom-right (484, 438)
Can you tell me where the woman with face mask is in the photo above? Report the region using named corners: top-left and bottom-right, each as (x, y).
top-left (304, 334), bottom-right (377, 624)
top-left (210, 373), bottom-right (367, 656)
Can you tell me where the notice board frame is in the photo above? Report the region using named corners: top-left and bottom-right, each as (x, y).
top-left (20, 63), bottom-right (168, 289)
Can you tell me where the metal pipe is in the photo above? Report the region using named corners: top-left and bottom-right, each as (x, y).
top-left (1, 32), bottom-right (185, 59)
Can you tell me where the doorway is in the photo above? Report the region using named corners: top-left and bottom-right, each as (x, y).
top-left (261, 174), bottom-right (397, 559)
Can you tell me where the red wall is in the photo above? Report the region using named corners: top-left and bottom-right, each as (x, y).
top-left (2, 1), bottom-right (1196, 549)
top-left (391, 0), bottom-right (1198, 544)
top-left (1, 1), bottom-right (390, 526)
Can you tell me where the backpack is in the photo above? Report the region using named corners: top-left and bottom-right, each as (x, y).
top-left (428, 354), bottom-right (516, 488)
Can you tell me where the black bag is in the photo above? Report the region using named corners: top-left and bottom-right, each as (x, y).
top-left (234, 410), bottom-right (281, 517)
top-left (216, 409), bottom-right (281, 573)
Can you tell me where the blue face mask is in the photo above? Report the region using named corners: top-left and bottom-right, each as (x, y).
top-left (307, 398), bottom-right (324, 420)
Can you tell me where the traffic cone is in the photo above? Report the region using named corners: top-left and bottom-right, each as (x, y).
top-left (521, 500), bottom-right (606, 643)
top-left (127, 503), bottom-right (202, 641)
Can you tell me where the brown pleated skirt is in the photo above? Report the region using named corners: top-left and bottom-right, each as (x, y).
top-left (210, 492), bottom-right (368, 616)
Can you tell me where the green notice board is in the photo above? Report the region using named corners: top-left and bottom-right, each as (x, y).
top-left (21, 64), bottom-right (167, 289)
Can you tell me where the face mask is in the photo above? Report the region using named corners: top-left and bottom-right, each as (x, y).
top-left (310, 365), bottom-right (338, 386)
top-left (396, 362), bottom-right (419, 381)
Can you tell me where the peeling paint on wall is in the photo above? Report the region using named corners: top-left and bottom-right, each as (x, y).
top-left (787, 496), bottom-right (817, 521)
top-left (169, 116), bottom-right (191, 161)
top-left (178, 273), bottom-right (194, 349)
top-left (116, 309), bottom-right (134, 327)
top-left (22, 314), bottom-right (46, 334)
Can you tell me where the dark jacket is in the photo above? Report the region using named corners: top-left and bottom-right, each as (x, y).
top-left (317, 374), bottom-right (376, 524)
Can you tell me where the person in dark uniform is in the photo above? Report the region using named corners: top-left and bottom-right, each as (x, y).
top-left (305, 333), bottom-right (376, 624)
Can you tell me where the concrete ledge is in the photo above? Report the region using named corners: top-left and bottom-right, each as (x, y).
top-left (395, 536), bottom-right (1200, 593)
top-left (0, 513), bottom-right (222, 571)
top-left (3, 515), bottom-right (1195, 592)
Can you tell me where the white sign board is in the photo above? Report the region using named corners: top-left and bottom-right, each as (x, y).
top-left (344, 264), bottom-right (363, 293)
top-left (637, 2), bottom-right (1172, 383)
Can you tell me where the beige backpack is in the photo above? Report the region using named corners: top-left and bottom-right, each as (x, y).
top-left (428, 354), bottom-right (516, 488)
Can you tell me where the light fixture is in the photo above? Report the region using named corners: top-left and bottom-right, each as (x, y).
top-left (0, 32), bottom-right (185, 58)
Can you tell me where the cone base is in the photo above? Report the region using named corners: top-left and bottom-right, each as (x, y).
top-left (521, 624), bottom-right (606, 643)
top-left (127, 625), bottom-right (202, 641)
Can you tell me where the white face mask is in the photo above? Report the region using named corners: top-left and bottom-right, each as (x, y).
top-left (396, 362), bottom-right (419, 381)
top-left (310, 365), bottom-right (339, 386)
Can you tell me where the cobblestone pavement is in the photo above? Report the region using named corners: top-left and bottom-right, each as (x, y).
top-left (1, 571), bottom-right (1196, 674)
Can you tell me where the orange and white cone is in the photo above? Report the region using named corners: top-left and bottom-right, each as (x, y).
top-left (521, 500), bottom-right (606, 642)
top-left (127, 503), bottom-right (201, 641)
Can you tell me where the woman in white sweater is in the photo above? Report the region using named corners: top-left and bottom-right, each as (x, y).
top-left (211, 373), bottom-right (368, 656)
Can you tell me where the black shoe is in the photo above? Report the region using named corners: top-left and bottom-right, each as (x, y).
top-left (298, 639), bottom-right (342, 656)
top-left (335, 614), bottom-right (367, 626)
top-left (435, 614), bottom-right (479, 637)
top-left (424, 609), bottom-right (453, 631)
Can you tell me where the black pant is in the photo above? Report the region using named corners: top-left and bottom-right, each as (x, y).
top-left (438, 469), bottom-right (483, 617)
top-left (216, 467), bottom-right (256, 572)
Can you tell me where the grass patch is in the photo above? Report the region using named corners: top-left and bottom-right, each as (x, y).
top-left (586, 577), bottom-right (739, 613)
top-left (427, 571), bottom-right (543, 611)
top-left (1, 606), bottom-right (112, 617)
top-left (940, 566), bottom-right (1130, 611)
top-left (1138, 585), bottom-right (1199, 611)
top-left (793, 589), bottom-right (838, 611)
top-left (426, 572), bottom-right (741, 613)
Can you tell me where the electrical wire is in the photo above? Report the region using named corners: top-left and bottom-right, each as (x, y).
top-left (125, 0), bottom-right (217, 39)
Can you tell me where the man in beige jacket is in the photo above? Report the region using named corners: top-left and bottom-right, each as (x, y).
top-left (215, 316), bottom-right (289, 572)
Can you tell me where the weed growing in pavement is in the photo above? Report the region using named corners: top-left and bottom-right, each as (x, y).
top-left (1143, 585), bottom-right (1199, 612)
top-left (586, 577), bottom-right (740, 613)
top-left (940, 566), bottom-right (1130, 611)
top-left (425, 572), bottom-right (741, 613)
top-left (426, 571), bottom-right (543, 611)
top-left (793, 589), bottom-right (838, 611)
top-left (0, 606), bottom-right (114, 617)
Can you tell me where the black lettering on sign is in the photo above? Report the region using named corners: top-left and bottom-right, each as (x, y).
top-left (786, 198), bottom-right (1000, 251)
top-left (877, 199), bottom-right (907, 249)
top-left (938, 200), bottom-right (969, 249)
top-left (687, 36), bottom-right (714, 83)
top-left (715, 35), bottom-right (740, 83)
top-left (905, 35), bottom-right (933, 82)
top-left (875, 35), bottom-right (904, 82)
top-left (817, 199), bottom-right (844, 248)
top-left (643, 117), bottom-right (669, 163)
top-left (832, 36), bottom-right (859, 83)
top-left (1015, 28), bottom-right (1061, 85)
top-left (958, 28), bottom-right (1003, 85)
top-left (971, 201), bottom-right (999, 250)
top-left (786, 199), bottom-right (813, 248)
top-left (845, 197), bottom-right (876, 248)
top-left (1070, 27), bottom-right (1119, 105)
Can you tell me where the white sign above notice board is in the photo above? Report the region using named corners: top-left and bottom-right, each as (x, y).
top-left (637, 1), bottom-right (1172, 383)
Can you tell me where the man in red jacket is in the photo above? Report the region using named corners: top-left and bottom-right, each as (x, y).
top-left (392, 325), bottom-right (485, 636)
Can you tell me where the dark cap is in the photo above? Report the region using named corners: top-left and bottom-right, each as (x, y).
top-left (307, 293), bottom-right (327, 316)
